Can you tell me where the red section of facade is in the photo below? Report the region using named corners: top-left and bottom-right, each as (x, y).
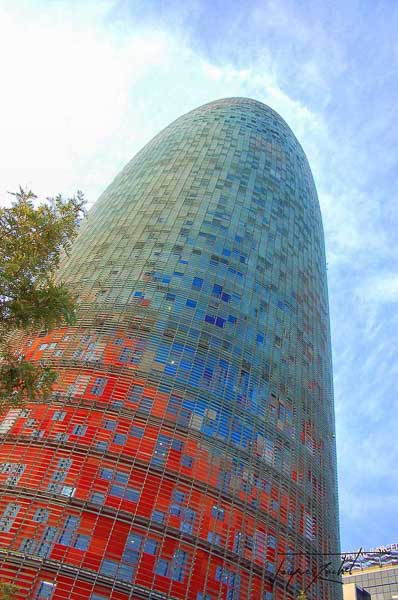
top-left (0, 330), bottom-right (296, 600)
top-left (0, 329), bottom-right (309, 598)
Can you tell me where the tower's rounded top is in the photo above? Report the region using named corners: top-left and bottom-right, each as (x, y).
top-left (184, 96), bottom-right (285, 120)
top-left (193, 96), bottom-right (272, 110)
top-left (173, 96), bottom-right (302, 152)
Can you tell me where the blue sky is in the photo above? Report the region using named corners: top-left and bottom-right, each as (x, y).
top-left (0, 0), bottom-right (397, 552)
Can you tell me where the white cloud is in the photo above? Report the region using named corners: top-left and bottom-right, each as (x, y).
top-left (0, 3), bottom-right (174, 203)
top-left (359, 273), bottom-right (398, 304)
top-left (0, 1), bottom-right (324, 208)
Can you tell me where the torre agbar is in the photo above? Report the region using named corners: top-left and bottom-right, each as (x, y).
top-left (0, 98), bottom-right (341, 600)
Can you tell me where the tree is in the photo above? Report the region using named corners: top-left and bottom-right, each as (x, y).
top-left (0, 582), bottom-right (18, 600)
top-left (0, 187), bottom-right (85, 411)
top-left (296, 592), bottom-right (307, 600)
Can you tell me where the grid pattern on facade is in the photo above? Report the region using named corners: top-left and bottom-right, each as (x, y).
top-left (0, 98), bottom-right (340, 599)
top-left (344, 565), bottom-right (398, 600)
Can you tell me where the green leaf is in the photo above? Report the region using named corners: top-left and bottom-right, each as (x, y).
top-left (0, 188), bottom-right (84, 411)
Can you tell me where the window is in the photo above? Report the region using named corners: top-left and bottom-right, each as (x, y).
top-left (100, 468), bottom-right (113, 480)
top-left (192, 277), bottom-right (203, 290)
top-left (151, 510), bottom-right (165, 524)
top-left (74, 534), bottom-right (90, 550)
top-left (123, 533), bottom-right (142, 564)
top-left (166, 395), bottom-right (182, 414)
top-left (245, 535), bottom-right (254, 551)
top-left (42, 526), bottom-right (58, 542)
top-left (181, 455), bottom-right (194, 468)
top-left (186, 299), bottom-right (197, 308)
top-left (152, 435), bottom-right (171, 465)
top-left (173, 490), bottom-right (186, 504)
top-left (57, 458), bottom-right (72, 470)
top-left (171, 549), bottom-right (187, 582)
top-left (33, 508), bottom-right (49, 523)
top-left (171, 439), bottom-right (183, 451)
top-left (1, 463), bottom-right (25, 476)
top-left (211, 506), bottom-right (225, 520)
top-left (55, 433), bottom-right (69, 442)
top-left (140, 397), bottom-right (153, 413)
top-left (72, 424), bottom-right (87, 436)
top-left (61, 486), bottom-right (75, 497)
top-left (96, 441), bottom-right (108, 451)
top-left (144, 538), bottom-right (158, 555)
top-left (129, 384), bottom-right (143, 402)
top-left (100, 559), bottom-right (118, 577)
top-left (2, 463), bottom-right (25, 486)
top-left (118, 564), bottom-right (134, 582)
top-left (52, 411), bottom-right (66, 421)
top-left (110, 485), bottom-right (124, 498)
top-left (130, 426), bottom-right (144, 438)
top-left (31, 429), bottom-right (44, 440)
top-left (0, 463), bottom-right (13, 473)
top-left (233, 532), bottom-right (242, 553)
top-left (115, 471), bottom-right (128, 484)
top-left (37, 542), bottom-right (51, 558)
top-left (104, 420), bottom-right (116, 430)
top-left (170, 505), bottom-right (181, 516)
top-left (35, 581), bottom-right (55, 599)
top-left (90, 377), bottom-right (107, 396)
top-left (155, 558), bottom-right (170, 577)
top-left (124, 488), bottom-right (140, 502)
top-left (113, 433), bottom-right (127, 446)
top-left (180, 521), bottom-right (193, 535)
top-left (91, 492), bottom-right (105, 504)
top-left (0, 503), bottom-right (20, 532)
top-left (212, 283), bottom-right (223, 297)
top-left (58, 515), bottom-right (79, 546)
top-left (20, 538), bottom-right (35, 553)
top-left (207, 532), bottom-right (221, 544)
top-left (0, 409), bottom-right (23, 433)
top-left (119, 347), bottom-right (130, 362)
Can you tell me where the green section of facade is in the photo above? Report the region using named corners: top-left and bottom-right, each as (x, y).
top-left (58, 97), bottom-right (340, 599)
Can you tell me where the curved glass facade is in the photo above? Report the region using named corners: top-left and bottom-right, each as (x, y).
top-left (0, 98), bottom-right (340, 599)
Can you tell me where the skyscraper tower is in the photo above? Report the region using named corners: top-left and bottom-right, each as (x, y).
top-left (0, 98), bottom-right (340, 600)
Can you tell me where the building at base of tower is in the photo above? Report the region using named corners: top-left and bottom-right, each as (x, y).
top-left (0, 98), bottom-right (341, 600)
top-left (342, 543), bottom-right (398, 599)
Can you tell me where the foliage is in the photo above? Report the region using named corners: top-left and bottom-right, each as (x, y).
top-left (0, 582), bottom-right (18, 600)
top-left (0, 187), bottom-right (85, 409)
top-left (296, 592), bottom-right (307, 600)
